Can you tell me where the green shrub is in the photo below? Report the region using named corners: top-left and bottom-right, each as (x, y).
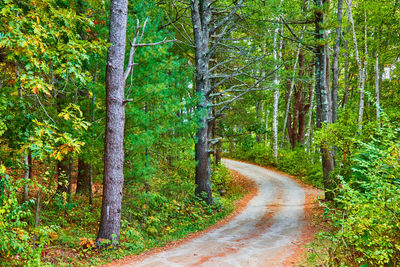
top-left (0, 172), bottom-right (38, 265)
top-left (225, 143), bottom-right (323, 188)
top-left (277, 146), bottom-right (320, 179)
top-left (312, 131), bottom-right (400, 266)
top-left (211, 163), bottom-right (233, 194)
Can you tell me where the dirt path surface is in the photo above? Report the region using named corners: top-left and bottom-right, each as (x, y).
top-left (117, 159), bottom-right (311, 267)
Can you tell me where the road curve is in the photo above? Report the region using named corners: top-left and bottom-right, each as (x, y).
top-left (124, 159), bottom-right (305, 267)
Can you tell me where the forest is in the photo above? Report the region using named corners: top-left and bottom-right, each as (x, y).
top-left (0, 0), bottom-right (399, 266)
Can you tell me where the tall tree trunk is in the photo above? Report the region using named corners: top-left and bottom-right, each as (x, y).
top-left (306, 65), bottom-right (314, 149)
top-left (375, 53), bottom-right (380, 128)
top-left (314, 0), bottom-right (335, 200)
top-left (282, 3), bottom-right (308, 148)
top-left (324, 39), bottom-right (332, 124)
top-left (281, 41), bottom-right (302, 148)
top-left (22, 151), bottom-right (29, 202)
top-left (191, 0), bottom-right (213, 205)
top-left (89, 68), bottom-right (97, 205)
top-left (26, 151), bottom-right (33, 201)
top-left (272, 26), bottom-right (280, 161)
top-left (97, 0), bottom-right (128, 246)
top-left (342, 38), bottom-right (349, 108)
top-left (296, 52), bottom-right (310, 146)
top-left (288, 52), bottom-right (310, 149)
top-left (18, 85), bottom-right (30, 202)
top-left (331, 0), bottom-right (343, 122)
top-left (347, 0), bottom-right (365, 131)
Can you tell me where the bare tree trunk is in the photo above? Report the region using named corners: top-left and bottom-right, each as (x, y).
top-left (89, 78), bottom-right (96, 205)
top-left (375, 53), bottom-right (380, 128)
top-left (34, 189), bottom-right (41, 229)
top-left (288, 53), bottom-right (312, 149)
top-left (347, 0), bottom-right (365, 131)
top-left (306, 66), bottom-right (315, 151)
top-left (272, 26), bottom-right (280, 161)
top-left (296, 52), bottom-right (310, 146)
top-left (32, 188), bottom-right (42, 250)
top-left (97, 0), bottom-right (128, 246)
top-left (331, 0), bottom-right (343, 122)
top-left (324, 33), bottom-right (333, 124)
top-left (191, 0), bottom-right (213, 205)
top-left (315, 0), bottom-right (335, 201)
top-left (342, 38), bottom-right (349, 108)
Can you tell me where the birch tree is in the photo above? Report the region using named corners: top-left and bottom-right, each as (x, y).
top-left (272, 24), bottom-right (280, 160)
top-left (331, 0), bottom-right (343, 123)
top-left (346, 0), bottom-right (365, 131)
top-left (375, 53), bottom-right (380, 126)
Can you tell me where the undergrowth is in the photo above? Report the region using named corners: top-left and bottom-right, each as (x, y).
top-left (305, 129), bottom-right (400, 266)
top-left (224, 143), bottom-right (324, 188)
top-left (27, 159), bottom-right (247, 266)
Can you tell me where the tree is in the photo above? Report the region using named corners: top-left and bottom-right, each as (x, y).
top-left (346, 0), bottom-right (366, 131)
top-left (190, 0), bottom-right (214, 204)
top-left (331, 0), bottom-right (343, 123)
top-left (314, 0), bottom-right (335, 200)
top-left (97, 0), bottom-right (129, 246)
top-left (188, 0), bottom-right (274, 204)
top-left (97, 0), bottom-right (176, 245)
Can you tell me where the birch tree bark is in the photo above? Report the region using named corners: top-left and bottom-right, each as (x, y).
top-left (306, 66), bottom-right (314, 151)
top-left (346, 0), bottom-right (365, 130)
top-left (375, 53), bottom-right (380, 127)
top-left (342, 36), bottom-right (350, 108)
top-left (272, 25), bottom-right (280, 161)
top-left (331, 0), bottom-right (343, 122)
top-left (324, 33), bottom-right (333, 124)
top-left (97, 0), bottom-right (128, 246)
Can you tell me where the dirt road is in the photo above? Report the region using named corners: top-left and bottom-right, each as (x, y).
top-left (121, 159), bottom-right (307, 267)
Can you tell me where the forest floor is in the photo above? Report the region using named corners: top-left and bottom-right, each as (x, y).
top-left (105, 159), bottom-right (323, 267)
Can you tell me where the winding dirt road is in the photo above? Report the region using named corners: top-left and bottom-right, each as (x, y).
top-left (121, 159), bottom-right (308, 267)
